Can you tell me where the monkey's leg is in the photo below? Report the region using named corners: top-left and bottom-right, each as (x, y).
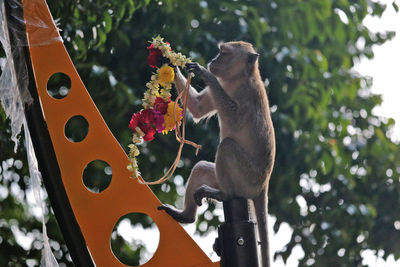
top-left (215, 137), bottom-right (264, 199)
top-left (158, 161), bottom-right (219, 223)
top-left (193, 138), bottom-right (264, 205)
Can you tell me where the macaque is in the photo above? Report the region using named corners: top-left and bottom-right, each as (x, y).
top-left (158, 41), bottom-right (275, 267)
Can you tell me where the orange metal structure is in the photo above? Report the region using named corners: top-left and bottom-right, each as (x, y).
top-left (22, 0), bottom-right (219, 266)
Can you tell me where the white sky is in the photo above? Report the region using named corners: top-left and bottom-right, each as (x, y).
top-left (348, 1), bottom-right (400, 265)
top-left (356, 0), bottom-right (400, 142)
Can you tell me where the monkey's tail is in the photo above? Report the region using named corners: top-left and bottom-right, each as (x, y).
top-left (253, 189), bottom-right (270, 267)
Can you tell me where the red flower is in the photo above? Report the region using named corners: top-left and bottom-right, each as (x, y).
top-left (129, 112), bottom-right (140, 131)
top-left (140, 124), bottom-right (156, 141)
top-left (147, 43), bottom-right (163, 68)
top-left (147, 54), bottom-right (160, 69)
top-left (140, 109), bottom-right (154, 124)
top-left (154, 97), bottom-right (170, 115)
top-left (146, 42), bottom-right (170, 68)
top-left (147, 43), bottom-right (163, 56)
top-left (129, 109), bottom-right (158, 141)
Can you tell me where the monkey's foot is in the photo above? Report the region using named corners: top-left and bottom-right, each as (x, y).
top-left (158, 204), bottom-right (195, 224)
top-left (194, 185), bottom-right (225, 206)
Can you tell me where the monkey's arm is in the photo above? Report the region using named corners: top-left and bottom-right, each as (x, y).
top-left (186, 63), bottom-right (237, 120)
top-left (175, 67), bottom-right (216, 121)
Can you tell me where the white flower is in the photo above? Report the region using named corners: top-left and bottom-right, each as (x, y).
top-left (135, 127), bottom-right (145, 136)
top-left (127, 163), bottom-right (134, 172)
top-left (129, 144), bottom-right (140, 157)
top-left (163, 83), bottom-right (172, 90)
top-left (149, 88), bottom-right (158, 96)
top-left (146, 82), bottom-right (153, 89)
top-left (132, 135), bottom-right (142, 144)
top-left (160, 89), bottom-right (172, 99)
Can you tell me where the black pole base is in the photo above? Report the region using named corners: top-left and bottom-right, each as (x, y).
top-left (214, 198), bottom-right (260, 267)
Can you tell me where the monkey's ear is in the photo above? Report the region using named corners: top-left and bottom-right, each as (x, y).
top-left (248, 52), bottom-right (259, 65)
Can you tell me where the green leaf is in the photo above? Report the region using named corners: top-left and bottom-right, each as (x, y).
top-left (0, 105), bottom-right (6, 121)
top-left (393, 1), bottom-right (399, 12)
top-left (104, 12), bottom-right (112, 33)
top-left (366, 204), bottom-right (377, 218)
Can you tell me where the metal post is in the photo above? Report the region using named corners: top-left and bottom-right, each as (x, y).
top-left (214, 198), bottom-right (260, 267)
top-left (4, 0), bottom-right (95, 266)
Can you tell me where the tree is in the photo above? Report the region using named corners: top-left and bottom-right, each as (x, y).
top-left (1, 0), bottom-right (399, 266)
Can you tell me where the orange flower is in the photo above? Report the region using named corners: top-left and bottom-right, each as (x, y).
top-left (162, 101), bottom-right (183, 134)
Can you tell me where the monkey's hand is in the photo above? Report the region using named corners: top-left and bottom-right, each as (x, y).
top-left (186, 62), bottom-right (212, 81)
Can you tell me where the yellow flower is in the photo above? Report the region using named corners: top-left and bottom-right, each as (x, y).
top-left (162, 101), bottom-right (183, 134)
top-left (157, 65), bottom-right (174, 86)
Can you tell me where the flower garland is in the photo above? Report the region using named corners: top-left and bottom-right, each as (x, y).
top-left (127, 36), bottom-right (194, 181)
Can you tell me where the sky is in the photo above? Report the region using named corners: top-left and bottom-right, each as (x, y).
top-left (356, 0), bottom-right (400, 142)
top-left (354, 0), bottom-right (400, 264)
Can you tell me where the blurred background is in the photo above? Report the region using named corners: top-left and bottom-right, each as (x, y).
top-left (1, 0), bottom-right (400, 266)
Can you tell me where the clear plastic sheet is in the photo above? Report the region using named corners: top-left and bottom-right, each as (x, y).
top-left (24, 119), bottom-right (59, 267)
top-left (0, 0), bottom-right (60, 266)
top-left (0, 0), bottom-right (31, 152)
top-left (4, 0), bottom-right (62, 47)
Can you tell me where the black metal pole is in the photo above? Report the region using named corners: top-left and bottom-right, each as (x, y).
top-left (4, 1), bottom-right (95, 266)
top-left (214, 198), bottom-right (260, 267)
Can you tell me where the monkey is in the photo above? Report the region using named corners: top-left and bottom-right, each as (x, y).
top-left (158, 41), bottom-right (275, 267)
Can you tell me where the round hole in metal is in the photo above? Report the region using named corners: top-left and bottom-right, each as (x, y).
top-left (65, 115), bottom-right (89, 143)
top-left (82, 160), bottom-right (112, 193)
top-left (111, 213), bottom-right (160, 266)
top-left (47, 72), bottom-right (71, 99)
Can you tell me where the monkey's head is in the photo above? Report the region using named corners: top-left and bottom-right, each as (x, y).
top-left (208, 41), bottom-right (259, 80)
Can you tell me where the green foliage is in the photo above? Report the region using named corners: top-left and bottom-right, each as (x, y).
top-left (1, 0), bottom-right (400, 266)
